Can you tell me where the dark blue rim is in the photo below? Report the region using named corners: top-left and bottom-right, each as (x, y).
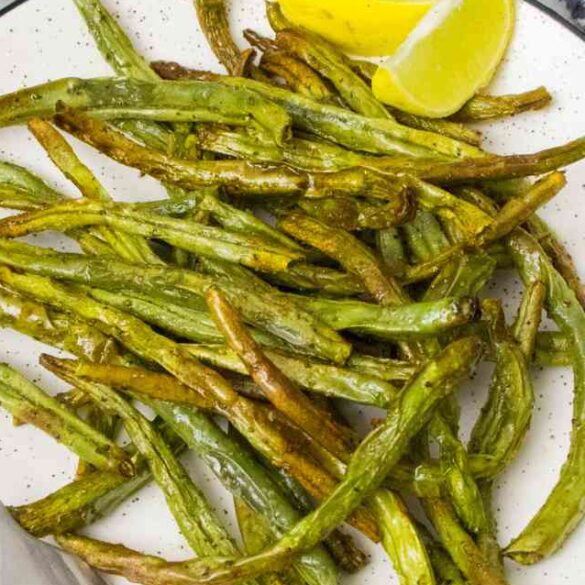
top-left (0, 0), bottom-right (28, 17)
top-left (1, 0), bottom-right (584, 41)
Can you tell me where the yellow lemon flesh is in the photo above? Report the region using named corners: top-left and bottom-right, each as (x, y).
top-left (277, 0), bottom-right (435, 57)
top-left (373, 0), bottom-right (516, 118)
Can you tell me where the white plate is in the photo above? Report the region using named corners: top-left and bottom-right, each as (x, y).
top-left (0, 1), bottom-right (584, 584)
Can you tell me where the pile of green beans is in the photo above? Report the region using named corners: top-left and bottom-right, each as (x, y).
top-left (0, 1), bottom-right (584, 585)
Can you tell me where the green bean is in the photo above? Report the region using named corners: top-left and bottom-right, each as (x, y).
top-left (451, 87), bottom-right (552, 122)
top-left (279, 212), bottom-right (407, 305)
top-left (429, 413), bottom-right (488, 536)
top-left (267, 263), bottom-right (365, 296)
top-left (11, 418), bottom-right (185, 537)
top-left (534, 331), bottom-right (571, 367)
top-left (298, 195), bottom-right (413, 230)
top-left (303, 295), bottom-right (480, 339)
top-left (90, 288), bottom-right (225, 344)
top-left (57, 337), bottom-right (482, 584)
top-left (206, 287), bottom-right (356, 459)
top-left (524, 214), bottom-right (585, 309)
top-left (72, 0), bottom-right (158, 80)
top-left (234, 497), bottom-right (301, 585)
top-left (389, 107), bottom-right (482, 147)
top-left (376, 228), bottom-right (408, 275)
top-left (0, 160), bottom-right (63, 210)
top-left (21, 356), bottom-right (339, 584)
top-left (248, 450), bottom-right (367, 574)
top-left (0, 199), bottom-right (303, 273)
top-left (217, 77), bottom-right (481, 159)
top-left (0, 239), bottom-right (350, 363)
top-left (0, 266), bottom-right (376, 539)
top-left (194, 0), bottom-right (242, 75)
top-left (371, 490), bottom-right (436, 585)
top-left (477, 173), bottom-right (566, 245)
top-left (136, 189), bottom-right (301, 253)
top-left (513, 281), bottom-right (546, 359)
top-left (0, 77), bottom-right (290, 145)
top-left (274, 30), bottom-right (390, 119)
top-left (425, 254), bottom-right (497, 300)
top-left (346, 354), bottom-right (417, 383)
top-left (0, 284), bottom-right (121, 362)
top-left (27, 118), bottom-right (161, 265)
top-left (0, 364), bottom-right (132, 476)
top-left (54, 106), bottom-right (413, 203)
top-left (197, 125), bottom-right (381, 172)
top-left (423, 498), bottom-right (508, 585)
top-left (151, 59), bottom-right (478, 159)
top-left (259, 49), bottom-right (337, 103)
top-left (42, 357), bottom-right (249, 561)
top-left (378, 138), bottom-right (585, 182)
top-left (0, 292), bottom-right (338, 585)
top-left (416, 521), bottom-right (468, 585)
top-left (184, 344), bottom-right (397, 407)
top-left (412, 179), bottom-right (493, 238)
top-left (404, 173), bottom-right (567, 284)
top-left (151, 403), bottom-right (339, 585)
top-left (504, 230), bottom-right (585, 563)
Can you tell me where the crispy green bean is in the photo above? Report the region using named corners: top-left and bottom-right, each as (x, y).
top-left (0, 239), bottom-right (350, 363)
top-left (260, 49), bottom-right (337, 103)
top-left (423, 498), bottom-right (508, 585)
top-left (389, 107), bottom-right (482, 147)
top-left (57, 337), bottom-right (482, 584)
top-left (42, 357), bottom-right (248, 560)
top-left (513, 281), bottom-right (546, 359)
top-left (404, 173), bottom-right (567, 283)
top-left (11, 419), bottom-right (185, 537)
top-left (504, 230), bottom-right (585, 563)
top-left (376, 228), bottom-right (408, 275)
top-left (417, 521), bottom-right (467, 585)
top-left (0, 161), bottom-right (63, 210)
top-left (0, 199), bottom-right (303, 273)
top-left (27, 118), bottom-right (161, 265)
top-left (152, 403), bottom-right (339, 585)
top-left (234, 497), bottom-right (301, 585)
top-left (194, 0), bottom-right (242, 75)
top-left (267, 263), bottom-right (365, 296)
top-left (0, 284), bottom-right (121, 362)
top-left (184, 344), bottom-right (397, 407)
top-left (0, 77), bottom-right (290, 144)
top-left (379, 138), bottom-right (585, 182)
top-left (206, 288), bottom-right (356, 459)
top-left (72, 0), bottom-right (158, 80)
top-left (452, 87), bottom-right (552, 122)
top-left (197, 125), bottom-right (381, 172)
top-left (298, 195), bottom-right (413, 230)
top-left (151, 60), bottom-right (478, 159)
top-left (0, 291), bottom-right (337, 585)
top-left (524, 214), bottom-right (585, 309)
top-left (534, 331), bottom-right (571, 367)
top-left (54, 106), bottom-right (414, 203)
top-left (0, 267), bottom-right (377, 539)
top-left (274, 30), bottom-right (390, 119)
top-left (0, 364), bottom-right (132, 476)
top-left (279, 212), bottom-right (407, 305)
top-left (371, 490), bottom-right (436, 585)
top-left (302, 295), bottom-right (480, 339)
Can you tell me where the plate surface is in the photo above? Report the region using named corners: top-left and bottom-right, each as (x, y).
top-left (0, 2), bottom-right (584, 584)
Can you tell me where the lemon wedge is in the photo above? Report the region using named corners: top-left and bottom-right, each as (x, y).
top-left (277, 0), bottom-right (435, 57)
top-left (372, 0), bottom-right (516, 118)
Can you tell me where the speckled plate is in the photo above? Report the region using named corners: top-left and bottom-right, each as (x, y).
top-left (0, 2), bottom-right (584, 584)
